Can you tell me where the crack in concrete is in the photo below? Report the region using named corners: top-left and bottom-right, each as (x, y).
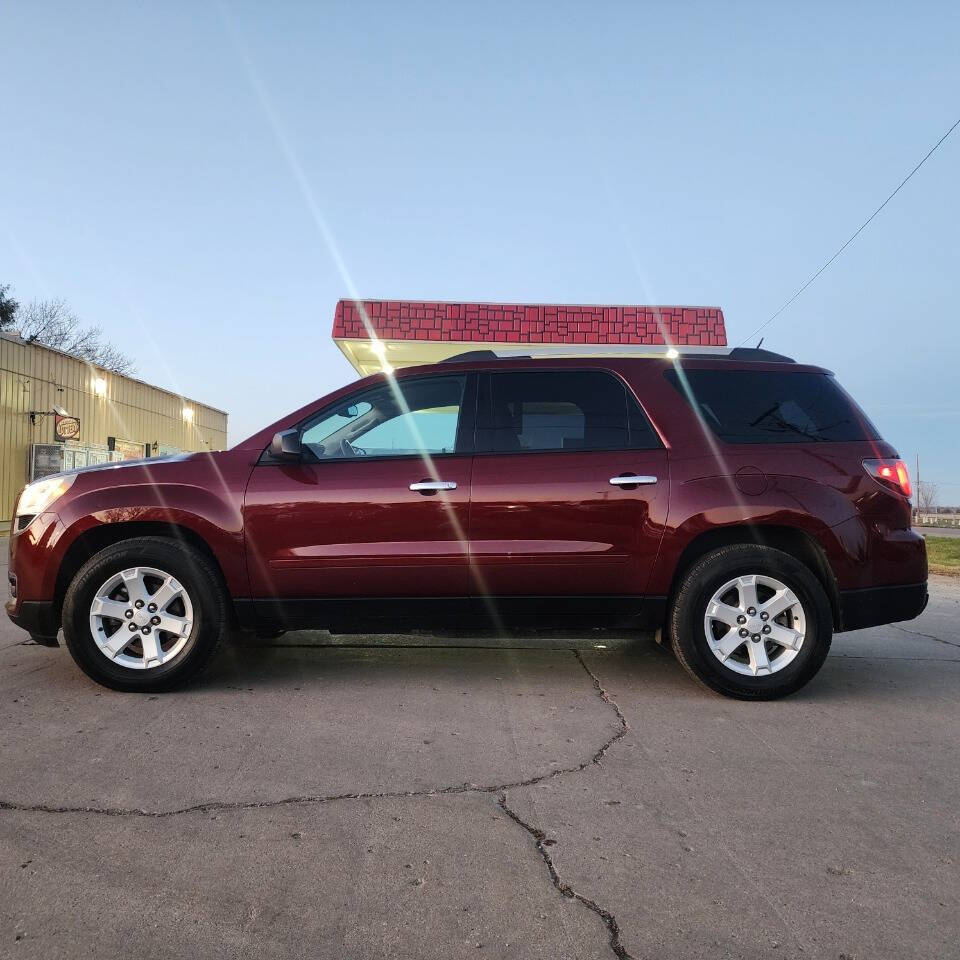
top-left (0, 650), bottom-right (628, 820)
top-left (0, 637), bottom-right (36, 651)
top-left (0, 648), bottom-right (633, 959)
top-left (833, 654), bottom-right (960, 662)
top-left (891, 623), bottom-right (960, 649)
top-left (497, 650), bottom-right (634, 959)
top-left (497, 792), bottom-right (633, 960)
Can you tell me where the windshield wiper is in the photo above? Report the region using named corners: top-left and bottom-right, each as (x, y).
top-left (748, 405), bottom-right (826, 441)
top-left (763, 414), bottom-right (826, 441)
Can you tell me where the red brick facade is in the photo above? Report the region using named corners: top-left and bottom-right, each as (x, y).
top-left (334, 300), bottom-right (726, 347)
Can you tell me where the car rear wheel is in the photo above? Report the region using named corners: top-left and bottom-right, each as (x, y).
top-left (668, 544), bottom-right (832, 700)
top-left (62, 537), bottom-right (227, 692)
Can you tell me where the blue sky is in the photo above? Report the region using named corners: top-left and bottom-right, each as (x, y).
top-left (2, 1), bottom-right (958, 496)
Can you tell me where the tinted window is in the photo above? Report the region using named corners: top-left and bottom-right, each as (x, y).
top-left (627, 391), bottom-right (658, 448)
top-left (664, 369), bottom-right (878, 443)
top-left (301, 375), bottom-right (466, 460)
top-left (478, 370), bottom-right (658, 453)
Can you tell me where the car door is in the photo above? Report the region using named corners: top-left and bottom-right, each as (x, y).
top-left (468, 368), bottom-right (668, 599)
top-left (244, 372), bottom-right (475, 612)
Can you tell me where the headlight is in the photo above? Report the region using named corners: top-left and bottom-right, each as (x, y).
top-left (15, 474), bottom-right (76, 524)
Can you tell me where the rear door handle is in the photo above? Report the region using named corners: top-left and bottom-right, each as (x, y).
top-left (409, 480), bottom-right (458, 492)
top-left (609, 475), bottom-right (657, 486)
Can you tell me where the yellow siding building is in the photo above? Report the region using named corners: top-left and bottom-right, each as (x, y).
top-left (0, 332), bottom-right (228, 525)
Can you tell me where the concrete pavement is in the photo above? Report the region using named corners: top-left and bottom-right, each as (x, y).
top-left (1, 540), bottom-right (958, 959)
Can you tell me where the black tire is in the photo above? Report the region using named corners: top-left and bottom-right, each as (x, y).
top-left (62, 536), bottom-right (228, 692)
top-left (668, 544), bottom-right (832, 700)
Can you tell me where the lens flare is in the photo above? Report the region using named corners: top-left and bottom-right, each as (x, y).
top-left (218, 4), bottom-right (504, 633)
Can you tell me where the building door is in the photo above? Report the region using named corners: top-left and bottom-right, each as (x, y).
top-left (468, 369), bottom-right (668, 600)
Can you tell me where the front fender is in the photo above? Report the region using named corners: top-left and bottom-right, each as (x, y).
top-left (28, 482), bottom-right (247, 601)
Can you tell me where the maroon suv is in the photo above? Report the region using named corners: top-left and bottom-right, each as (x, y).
top-left (6, 348), bottom-right (927, 699)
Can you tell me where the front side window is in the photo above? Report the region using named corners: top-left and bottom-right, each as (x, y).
top-left (477, 370), bottom-right (658, 453)
top-left (664, 369), bottom-right (879, 443)
top-left (301, 375), bottom-right (466, 460)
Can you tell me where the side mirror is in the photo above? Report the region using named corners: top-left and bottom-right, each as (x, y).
top-left (270, 429), bottom-right (302, 461)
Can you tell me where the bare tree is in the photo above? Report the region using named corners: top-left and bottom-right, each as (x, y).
top-left (16, 298), bottom-right (136, 375)
top-left (916, 480), bottom-right (938, 515)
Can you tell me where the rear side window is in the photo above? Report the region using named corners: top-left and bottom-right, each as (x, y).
top-left (477, 370), bottom-right (660, 453)
top-left (664, 369), bottom-right (878, 443)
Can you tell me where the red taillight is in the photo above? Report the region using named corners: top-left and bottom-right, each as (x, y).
top-left (863, 458), bottom-right (912, 498)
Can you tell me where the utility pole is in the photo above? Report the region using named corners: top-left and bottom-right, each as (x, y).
top-left (915, 454), bottom-right (920, 523)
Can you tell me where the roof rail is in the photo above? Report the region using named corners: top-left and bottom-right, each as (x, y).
top-left (439, 350), bottom-right (511, 363)
top-left (441, 345), bottom-right (795, 364)
top-left (722, 346), bottom-right (795, 362)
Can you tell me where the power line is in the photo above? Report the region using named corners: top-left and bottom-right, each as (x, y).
top-left (738, 115), bottom-right (960, 346)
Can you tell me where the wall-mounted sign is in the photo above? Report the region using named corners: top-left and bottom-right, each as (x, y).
top-left (54, 414), bottom-right (81, 442)
top-left (109, 437), bottom-right (148, 461)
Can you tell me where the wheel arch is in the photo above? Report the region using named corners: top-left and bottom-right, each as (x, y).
top-left (666, 524), bottom-right (841, 629)
top-left (54, 522), bottom-right (235, 625)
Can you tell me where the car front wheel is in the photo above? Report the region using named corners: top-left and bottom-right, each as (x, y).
top-left (62, 536), bottom-right (228, 692)
top-left (668, 544), bottom-right (833, 700)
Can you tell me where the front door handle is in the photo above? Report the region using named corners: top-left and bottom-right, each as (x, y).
top-left (609, 475), bottom-right (658, 486)
top-left (409, 480), bottom-right (458, 493)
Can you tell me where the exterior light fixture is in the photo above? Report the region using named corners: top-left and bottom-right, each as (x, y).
top-left (92, 377), bottom-right (107, 396)
top-left (665, 347), bottom-right (679, 360)
top-left (182, 407), bottom-right (194, 422)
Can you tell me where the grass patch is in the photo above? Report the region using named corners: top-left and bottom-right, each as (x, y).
top-left (924, 536), bottom-right (960, 575)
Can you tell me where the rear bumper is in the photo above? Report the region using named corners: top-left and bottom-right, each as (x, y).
top-left (838, 582), bottom-right (928, 632)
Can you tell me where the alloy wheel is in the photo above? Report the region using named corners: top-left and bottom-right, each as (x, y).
top-left (88, 566), bottom-right (194, 669)
top-left (703, 574), bottom-right (806, 677)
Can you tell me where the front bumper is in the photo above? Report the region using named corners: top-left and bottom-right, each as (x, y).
top-left (838, 582), bottom-right (928, 632)
top-left (5, 597), bottom-right (61, 644)
top-left (5, 512), bottom-right (65, 644)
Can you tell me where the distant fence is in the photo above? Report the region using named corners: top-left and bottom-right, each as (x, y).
top-left (915, 513), bottom-right (960, 528)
